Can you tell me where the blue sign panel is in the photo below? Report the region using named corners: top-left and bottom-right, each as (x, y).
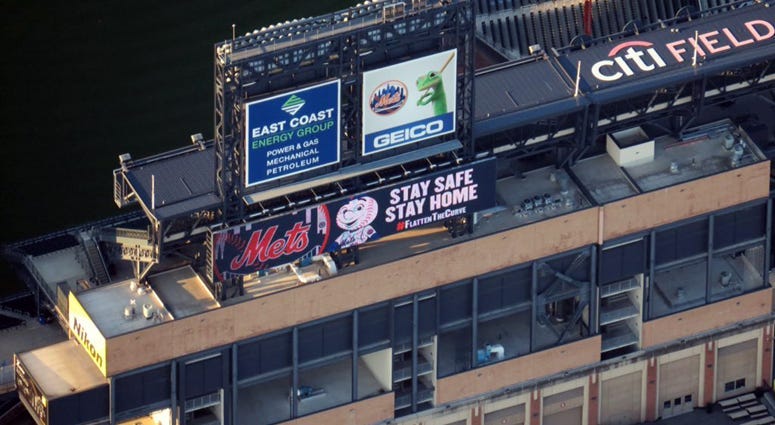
top-left (245, 80), bottom-right (341, 187)
top-left (361, 50), bottom-right (457, 155)
top-left (212, 158), bottom-right (497, 279)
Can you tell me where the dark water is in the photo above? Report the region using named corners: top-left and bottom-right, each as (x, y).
top-left (0, 1), bottom-right (353, 293)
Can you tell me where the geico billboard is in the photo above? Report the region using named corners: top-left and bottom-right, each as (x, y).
top-left (362, 49), bottom-right (457, 156)
top-left (212, 158), bottom-right (495, 279)
top-left (68, 292), bottom-right (107, 376)
top-left (244, 80), bottom-right (341, 187)
top-left (564, 4), bottom-right (775, 88)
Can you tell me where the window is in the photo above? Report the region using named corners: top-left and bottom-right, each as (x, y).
top-left (664, 401), bottom-right (671, 409)
top-left (478, 267), bottom-right (531, 317)
top-left (393, 302), bottom-right (412, 347)
top-left (600, 239), bottom-right (645, 284)
top-left (298, 316), bottom-right (352, 364)
top-left (297, 358), bottom-right (352, 416)
top-left (724, 381), bottom-right (736, 392)
top-left (115, 365), bottom-right (171, 414)
top-left (710, 244), bottom-right (765, 302)
top-left (358, 305), bottom-right (389, 350)
top-left (418, 296), bottom-right (437, 338)
top-left (655, 219), bottom-right (708, 265)
top-left (439, 281), bottom-right (472, 328)
top-left (185, 355), bottom-right (223, 399)
top-left (714, 204), bottom-right (766, 249)
top-left (238, 331), bottom-right (292, 380)
top-left (684, 394), bottom-right (692, 403)
top-left (674, 397), bottom-right (681, 406)
top-left (438, 325), bottom-right (472, 377)
top-left (651, 259), bottom-right (707, 318)
top-left (736, 378), bottom-right (746, 389)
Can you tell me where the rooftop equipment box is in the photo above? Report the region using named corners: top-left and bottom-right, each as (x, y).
top-left (606, 126), bottom-right (654, 167)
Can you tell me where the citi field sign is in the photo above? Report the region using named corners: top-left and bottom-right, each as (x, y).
top-left (362, 49), bottom-right (457, 156)
top-left (573, 5), bottom-right (775, 86)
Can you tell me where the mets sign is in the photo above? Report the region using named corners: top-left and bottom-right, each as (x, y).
top-left (361, 49), bottom-right (457, 156)
top-left (245, 80), bottom-right (341, 187)
top-left (212, 158), bottom-right (496, 280)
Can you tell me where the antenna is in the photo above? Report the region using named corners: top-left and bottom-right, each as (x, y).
top-left (574, 60), bottom-right (581, 97)
top-left (438, 51), bottom-right (456, 74)
top-left (232, 24), bottom-right (236, 41)
top-left (151, 174), bottom-right (156, 210)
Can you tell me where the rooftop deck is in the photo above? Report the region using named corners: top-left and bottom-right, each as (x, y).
top-left (16, 341), bottom-right (106, 400)
top-left (78, 266), bottom-right (218, 338)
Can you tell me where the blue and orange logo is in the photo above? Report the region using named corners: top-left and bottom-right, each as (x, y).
top-left (368, 80), bottom-right (408, 115)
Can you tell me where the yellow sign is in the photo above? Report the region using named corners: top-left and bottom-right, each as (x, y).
top-left (68, 292), bottom-right (107, 376)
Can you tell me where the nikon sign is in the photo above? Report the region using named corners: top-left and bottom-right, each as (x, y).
top-left (68, 292), bottom-right (107, 376)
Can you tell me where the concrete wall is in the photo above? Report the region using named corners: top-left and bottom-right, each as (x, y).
top-left (278, 392), bottom-right (394, 425)
top-left (601, 161), bottom-right (769, 241)
top-left (435, 336), bottom-right (600, 405)
top-left (642, 288), bottom-right (772, 348)
top-left (361, 349), bottom-right (393, 391)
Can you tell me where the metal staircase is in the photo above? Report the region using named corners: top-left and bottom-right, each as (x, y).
top-left (80, 233), bottom-right (110, 285)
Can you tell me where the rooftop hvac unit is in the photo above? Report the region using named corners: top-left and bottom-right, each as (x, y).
top-left (124, 303), bottom-right (135, 320)
top-left (143, 303), bottom-right (154, 320)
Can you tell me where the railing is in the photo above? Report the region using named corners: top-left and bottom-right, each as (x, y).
top-left (3, 211), bottom-right (145, 252)
top-left (113, 228), bottom-right (149, 240)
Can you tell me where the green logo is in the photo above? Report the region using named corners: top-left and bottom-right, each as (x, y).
top-left (281, 95), bottom-right (305, 115)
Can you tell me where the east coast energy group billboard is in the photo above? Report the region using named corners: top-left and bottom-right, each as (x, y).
top-left (362, 49), bottom-right (457, 156)
top-left (245, 80), bottom-right (341, 187)
top-left (212, 158), bottom-right (495, 280)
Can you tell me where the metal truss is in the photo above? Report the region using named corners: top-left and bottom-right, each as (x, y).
top-left (535, 251), bottom-right (592, 345)
top-left (214, 0), bottom-right (475, 228)
top-left (474, 6), bottom-right (775, 165)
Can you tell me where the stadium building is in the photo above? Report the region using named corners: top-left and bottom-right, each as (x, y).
top-left (5, 0), bottom-right (775, 424)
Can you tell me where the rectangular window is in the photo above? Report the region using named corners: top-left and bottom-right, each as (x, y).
top-left (736, 378), bottom-right (746, 389)
top-left (674, 397), bottom-right (681, 406)
top-left (600, 239), bottom-right (645, 284)
top-left (651, 259), bottom-right (707, 318)
top-left (358, 304), bottom-right (389, 350)
top-left (418, 296), bottom-right (437, 338)
top-left (714, 204), bottom-right (766, 249)
top-left (663, 401), bottom-right (671, 409)
top-left (299, 316), bottom-right (353, 364)
top-left (185, 355), bottom-right (223, 399)
top-left (393, 302), bottom-right (412, 347)
top-left (438, 325), bottom-right (472, 378)
top-left (439, 281), bottom-right (472, 327)
top-left (724, 381), bottom-right (735, 392)
top-left (115, 365), bottom-right (171, 414)
top-left (478, 267), bottom-right (531, 316)
top-left (684, 394), bottom-right (692, 403)
top-left (710, 244), bottom-right (765, 302)
top-left (656, 219), bottom-right (708, 265)
top-left (297, 357), bottom-right (352, 416)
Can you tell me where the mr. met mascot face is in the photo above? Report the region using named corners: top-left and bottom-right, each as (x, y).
top-left (332, 196), bottom-right (380, 250)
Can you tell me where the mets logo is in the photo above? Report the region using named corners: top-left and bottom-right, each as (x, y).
top-left (369, 80), bottom-right (408, 115)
